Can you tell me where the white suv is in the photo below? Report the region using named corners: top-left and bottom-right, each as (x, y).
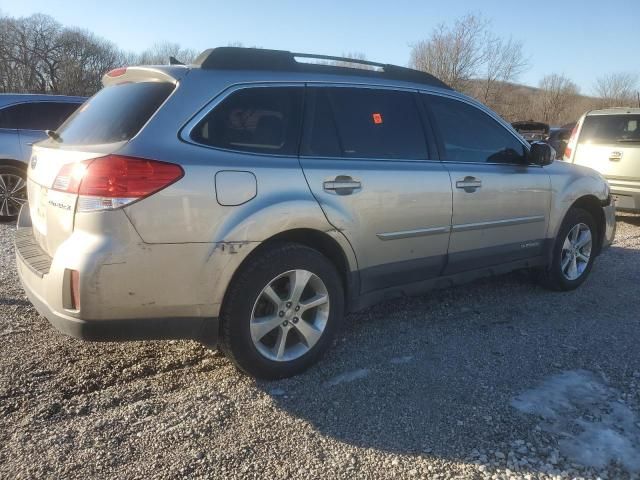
top-left (565, 108), bottom-right (640, 212)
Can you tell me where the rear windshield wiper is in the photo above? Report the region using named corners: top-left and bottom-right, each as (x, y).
top-left (45, 129), bottom-right (62, 142)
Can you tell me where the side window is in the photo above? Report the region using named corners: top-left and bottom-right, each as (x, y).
top-left (192, 87), bottom-right (303, 155)
top-left (302, 87), bottom-right (428, 160)
top-left (425, 95), bottom-right (526, 164)
top-left (0, 104), bottom-right (22, 129)
top-left (0, 102), bottom-right (81, 130)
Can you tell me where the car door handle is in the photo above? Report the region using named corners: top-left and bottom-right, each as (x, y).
top-left (456, 176), bottom-right (482, 192)
top-left (609, 151), bottom-right (623, 161)
top-left (323, 176), bottom-right (362, 195)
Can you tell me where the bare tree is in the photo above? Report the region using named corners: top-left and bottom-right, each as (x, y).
top-left (57, 28), bottom-right (127, 96)
top-left (409, 14), bottom-right (490, 91)
top-left (477, 36), bottom-right (528, 106)
top-left (325, 51), bottom-right (375, 70)
top-left (536, 74), bottom-right (580, 125)
top-left (594, 72), bottom-right (639, 107)
top-left (136, 41), bottom-right (198, 65)
top-left (0, 12), bottom-right (126, 96)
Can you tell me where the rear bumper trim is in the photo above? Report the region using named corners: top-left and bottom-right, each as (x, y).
top-left (20, 270), bottom-right (218, 346)
top-left (16, 204), bottom-right (218, 347)
top-left (14, 206), bottom-right (52, 278)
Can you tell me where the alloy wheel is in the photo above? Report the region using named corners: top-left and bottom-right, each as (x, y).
top-left (250, 269), bottom-right (330, 362)
top-left (560, 223), bottom-right (592, 281)
top-left (0, 173), bottom-right (27, 218)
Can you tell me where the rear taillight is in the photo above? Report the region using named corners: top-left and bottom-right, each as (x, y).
top-left (564, 145), bottom-right (572, 159)
top-left (52, 155), bottom-right (183, 212)
top-left (563, 123), bottom-right (580, 161)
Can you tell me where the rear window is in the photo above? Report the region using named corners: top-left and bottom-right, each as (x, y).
top-left (54, 82), bottom-right (174, 145)
top-left (191, 87), bottom-right (303, 155)
top-left (580, 115), bottom-right (640, 144)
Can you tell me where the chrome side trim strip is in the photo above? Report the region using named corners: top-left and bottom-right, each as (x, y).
top-left (452, 215), bottom-right (545, 232)
top-left (376, 226), bottom-right (451, 241)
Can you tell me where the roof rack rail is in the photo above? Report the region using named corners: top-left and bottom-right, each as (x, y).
top-left (192, 47), bottom-right (451, 90)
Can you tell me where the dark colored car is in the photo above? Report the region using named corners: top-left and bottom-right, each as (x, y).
top-left (0, 94), bottom-right (85, 220)
top-left (548, 124), bottom-right (575, 159)
top-left (511, 121), bottom-right (550, 143)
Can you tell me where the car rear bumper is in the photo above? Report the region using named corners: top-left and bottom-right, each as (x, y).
top-left (608, 179), bottom-right (640, 212)
top-left (15, 204), bottom-right (219, 346)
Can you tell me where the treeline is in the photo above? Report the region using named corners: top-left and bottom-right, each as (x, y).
top-left (1, 12), bottom-right (638, 126)
top-left (409, 14), bottom-right (639, 125)
top-left (0, 13), bottom-right (196, 97)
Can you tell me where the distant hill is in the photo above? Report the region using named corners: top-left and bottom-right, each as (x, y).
top-left (463, 79), bottom-right (602, 126)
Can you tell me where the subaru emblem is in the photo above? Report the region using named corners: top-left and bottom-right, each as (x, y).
top-left (31, 155), bottom-right (38, 169)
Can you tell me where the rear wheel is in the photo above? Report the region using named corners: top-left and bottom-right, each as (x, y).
top-left (539, 207), bottom-right (597, 291)
top-left (220, 242), bottom-right (344, 379)
top-left (0, 165), bottom-right (27, 222)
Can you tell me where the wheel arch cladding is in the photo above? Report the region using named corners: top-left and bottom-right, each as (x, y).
top-left (0, 159), bottom-right (28, 171)
top-left (220, 229), bottom-right (355, 315)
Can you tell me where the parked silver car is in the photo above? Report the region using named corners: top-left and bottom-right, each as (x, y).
top-left (15, 48), bottom-right (616, 378)
top-left (0, 94), bottom-right (84, 220)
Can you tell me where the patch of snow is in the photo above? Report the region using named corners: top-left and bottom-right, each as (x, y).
top-left (324, 368), bottom-right (370, 387)
top-left (268, 387), bottom-right (286, 396)
top-left (511, 370), bottom-right (640, 472)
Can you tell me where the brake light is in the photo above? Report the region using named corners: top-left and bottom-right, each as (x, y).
top-left (52, 155), bottom-right (183, 212)
top-left (107, 67), bottom-right (127, 77)
top-left (564, 145), bottom-right (572, 159)
top-left (563, 124), bottom-right (580, 161)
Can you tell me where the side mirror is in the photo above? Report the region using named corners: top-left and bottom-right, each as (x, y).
top-left (529, 141), bottom-right (555, 166)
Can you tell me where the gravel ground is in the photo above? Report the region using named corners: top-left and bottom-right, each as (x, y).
top-left (1, 216), bottom-right (640, 480)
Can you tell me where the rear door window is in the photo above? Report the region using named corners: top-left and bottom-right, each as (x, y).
top-left (301, 87), bottom-right (428, 159)
top-left (55, 82), bottom-right (174, 145)
top-left (0, 102), bottom-right (80, 130)
top-left (579, 115), bottom-right (640, 144)
top-left (425, 94), bottom-right (526, 164)
top-left (192, 87), bottom-right (303, 155)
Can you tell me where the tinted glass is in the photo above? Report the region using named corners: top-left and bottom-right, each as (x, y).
top-left (0, 102), bottom-right (80, 130)
top-left (580, 115), bottom-right (640, 144)
top-left (302, 87), bottom-right (428, 159)
top-left (426, 95), bottom-right (526, 164)
top-left (192, 87), bottom-right (303, 155)
top-left (55, 82), bottom-right (174, 145)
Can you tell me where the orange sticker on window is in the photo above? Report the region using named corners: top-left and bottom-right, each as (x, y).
top-left (372, 113), bottom-right (383, 124)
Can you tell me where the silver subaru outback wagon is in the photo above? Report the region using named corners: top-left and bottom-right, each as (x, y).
top-left (15, 47), bottom-right (616, 378)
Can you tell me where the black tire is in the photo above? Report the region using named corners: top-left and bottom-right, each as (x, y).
top-left (0, 164), bottom-right (27, 222)
top-left (539, 207), bottom-right (597, 291)
top-left (219, 242), bottom-right (344, 379)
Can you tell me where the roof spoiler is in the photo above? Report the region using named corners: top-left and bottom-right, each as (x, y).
top-left (192, 47), bottom-right (451, 90)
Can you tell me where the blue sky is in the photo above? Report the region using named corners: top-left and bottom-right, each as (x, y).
top-left (2, 0), bottom-right (638, 94)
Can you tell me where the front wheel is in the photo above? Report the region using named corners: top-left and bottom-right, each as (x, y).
top-left (220, 242), bottom-right (344, 379)
top-left (539, 207), bottom-right (597, 291)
